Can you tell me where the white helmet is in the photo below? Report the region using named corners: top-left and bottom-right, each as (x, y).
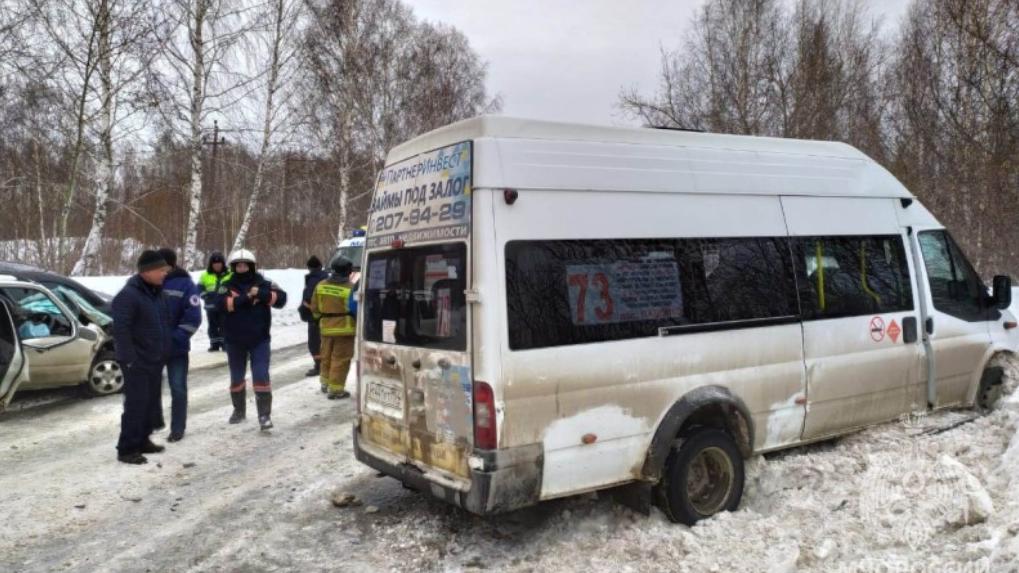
top-left (227, 249), bottom-right (257, 265)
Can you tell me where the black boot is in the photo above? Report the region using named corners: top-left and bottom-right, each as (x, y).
top-left (117, 452), bottom-right (148, 465)
top-left (229, 392), bottom-right (246, 424)
top-left (305, 359), bottom-right (321, 378)
top-left (256, 392), bottom-right (273, 431)
top-left (141, 439), bottom-right (165, 454)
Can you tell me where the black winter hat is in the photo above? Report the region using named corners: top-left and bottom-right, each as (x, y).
top-left (137, 250), bottom-right (168, 273)
top-left (157, 247), bottom-right (178, 268)
top-left (330, 255), bottom-right (353, 276)
top-left (209, 251), bottom-right (225, 264)
top-left (307, 255), bottom-right (323, 269)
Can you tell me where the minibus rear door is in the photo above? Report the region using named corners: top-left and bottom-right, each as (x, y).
top-left (358, 243), bottom-right (473, 479)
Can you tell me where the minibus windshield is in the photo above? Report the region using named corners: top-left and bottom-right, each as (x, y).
top-left (362, 243), bottom-right (467, 351)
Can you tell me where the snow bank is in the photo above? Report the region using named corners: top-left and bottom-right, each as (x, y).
top-left (477, 364), bottom-right (1019, 573)
top-left (987, 360), bottom-right (1019, 570)
top-left (77, 269), bottom-right (310, 364)
top-left (0, 237), bottom-right (145, 273)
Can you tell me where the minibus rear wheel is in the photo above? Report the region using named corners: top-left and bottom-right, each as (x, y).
top-left (657, 428), bottom-right (745, 525)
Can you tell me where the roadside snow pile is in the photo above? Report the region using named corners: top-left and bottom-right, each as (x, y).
top-left (484, 360), bottom-right (1019, 573)
top-left (77, 268), bottom-right (309, 353)
top-left (988, 361), bottom-right (1019, 570)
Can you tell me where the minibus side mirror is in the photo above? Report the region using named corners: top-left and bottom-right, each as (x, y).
top-left (992, 275), bottom-right (1012, 309)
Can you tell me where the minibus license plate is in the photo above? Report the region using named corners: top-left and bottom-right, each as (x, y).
top-left (366, 381), bottom-right (403, 413)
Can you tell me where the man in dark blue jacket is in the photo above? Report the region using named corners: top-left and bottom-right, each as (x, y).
top-left (300, 256), bottom-right (329, 379)
top-left (157, 248), bottom-right (202, 443)
top-left (216, 249), bottom-right (287, 431)
top-left (112, 250), bottom-right (172, 465)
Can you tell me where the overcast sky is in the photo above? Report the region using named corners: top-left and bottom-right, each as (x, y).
top-left (410, 0), bottom-right (914, 127)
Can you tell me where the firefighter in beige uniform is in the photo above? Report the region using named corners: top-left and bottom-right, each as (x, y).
top-left (311, 256), bottom-right (356, 399)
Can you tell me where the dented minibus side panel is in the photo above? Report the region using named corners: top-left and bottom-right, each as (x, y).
top-left (783, 196), bottom-right (926, 439)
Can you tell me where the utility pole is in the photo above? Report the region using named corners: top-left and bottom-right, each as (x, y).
top-left (202, 120), bottom-right (227, 253)
top-left (281, 154), bottom-right (291, 252)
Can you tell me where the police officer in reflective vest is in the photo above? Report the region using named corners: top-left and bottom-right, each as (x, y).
top-left (311, 255), bottom-right (357, 399)
top-left (198, 252), bottom-right (231, 351)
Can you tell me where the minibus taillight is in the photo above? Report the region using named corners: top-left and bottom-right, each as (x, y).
top-left (473, 381), bottom-right (496, 450)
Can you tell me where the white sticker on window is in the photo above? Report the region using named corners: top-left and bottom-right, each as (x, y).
top-left (382, 319), bottom-right (397, 343)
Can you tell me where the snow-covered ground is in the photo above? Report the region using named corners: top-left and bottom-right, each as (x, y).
top-left (1, 361), bottom-right (1018, 571)
top-left (2, 270), bottom-right (1018, 571)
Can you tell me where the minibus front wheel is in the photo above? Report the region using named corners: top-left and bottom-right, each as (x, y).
top-left (656, 428), bottom-right (745, 525)
top-left (976, 366), bottom-right (1005, 412)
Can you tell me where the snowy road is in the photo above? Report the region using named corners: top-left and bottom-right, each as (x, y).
top-left (2, 351), bottom-right (1019, 572)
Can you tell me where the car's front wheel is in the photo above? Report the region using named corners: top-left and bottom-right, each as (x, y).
top-left (85, 351), bottom-right (124, 397)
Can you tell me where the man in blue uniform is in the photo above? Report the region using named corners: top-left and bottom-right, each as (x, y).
top-left (157, 248), bottom-right (202, 443)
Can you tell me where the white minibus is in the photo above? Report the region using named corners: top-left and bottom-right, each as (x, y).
top-left (353, 117), bottom-right (1016, 524)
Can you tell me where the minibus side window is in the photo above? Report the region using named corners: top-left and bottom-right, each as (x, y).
top-left (505, 237), bottom-right (798, 350)
top-left (918, 231), bottom-right (987, 322)
top-left (693, 238), bottom-right (798, 324)
top-left (793, 236), bottom-right (913, 320)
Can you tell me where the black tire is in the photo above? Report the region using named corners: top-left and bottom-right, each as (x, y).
top-left (84, 351), bottom-right (124, 397)
top-left (976, 367), bottom-right (1004, 412)
top-left (656, 428), bottom-right (745, 525)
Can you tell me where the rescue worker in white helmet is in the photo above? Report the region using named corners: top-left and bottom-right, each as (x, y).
top-left (215, 249), bottom-right (288, 430)
top-left (310, 255), bottom-right (357, 399)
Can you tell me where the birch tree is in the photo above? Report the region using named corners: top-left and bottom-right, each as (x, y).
top-left (72, 0), bottom-right (161, 275)
top-left (13, 0), bottom-right (159, 274)
top-left (152, 0), bottom-right (260, 269)
top-left (619, 0), bottom-right (790, 135)
top-left (231, 0), bottom-right (303, 252)
top-left (24, 0), bottom-right (104, 269)
top-left (303, 0), bottom-right (498, 245)
top-left (619, 0), bottom-right (885, 159)
top-left (888, 0), bottom-right (1019, 273)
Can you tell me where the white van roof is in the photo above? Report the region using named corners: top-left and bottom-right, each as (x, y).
top-left (388, 116), bottom-right (912, 200)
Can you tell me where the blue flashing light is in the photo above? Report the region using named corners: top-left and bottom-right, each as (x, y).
top-left (351, 228), bottom-right (367, 237)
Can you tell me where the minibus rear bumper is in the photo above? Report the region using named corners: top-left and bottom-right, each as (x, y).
top-left (353, 425), bottom-right (542, 515)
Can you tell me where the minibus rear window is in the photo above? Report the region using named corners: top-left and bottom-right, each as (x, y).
top-left (362, 243), bottom-right (467, 351)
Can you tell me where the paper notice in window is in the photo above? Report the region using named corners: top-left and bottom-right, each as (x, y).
top-left (368, 260), bottom-right (388, 290)
top-left (382, 319), bottom-right (396, 343)
top-left (436, 288), bottom-right (452, 337)
top-left (566, 259), bottom-right (683, 325)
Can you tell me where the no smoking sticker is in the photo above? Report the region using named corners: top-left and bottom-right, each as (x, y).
top-left (870, 316), bottom-right (885, 342)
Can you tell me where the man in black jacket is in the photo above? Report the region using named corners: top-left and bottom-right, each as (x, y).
top-left (300, 256), bottom-right (329, 379)
top-left (112, 250), bottom-right (172, 465)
